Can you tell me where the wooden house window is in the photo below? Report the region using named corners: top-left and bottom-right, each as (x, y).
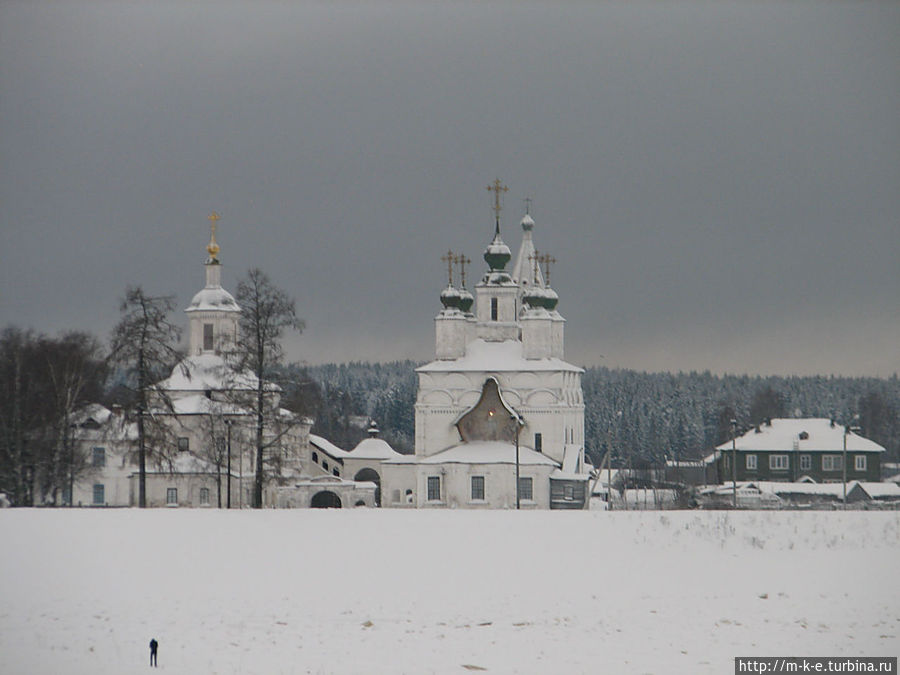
top-left (822, 455), bottom-right (843, 472)
top-left (745, 454), bottom-right (757, 470)
top-left (854, 455), bottom-right (866, 471)
top-left (800, 455), bottom-right (811, 471)
top-left (769, 455), bottom-right (789, 470)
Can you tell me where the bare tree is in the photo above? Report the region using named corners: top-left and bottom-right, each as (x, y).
top-left (231, 269), bottom-right (304, 508)
top-left (109, 287), bottom-right (182, 507)
top-left (0, 327), bottom-right (44, 505)
top-left (37, 332), bottom-right (106, 504)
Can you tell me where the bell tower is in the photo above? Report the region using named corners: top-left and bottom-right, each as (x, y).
top-left (185, 212), bottom-right (241, 356)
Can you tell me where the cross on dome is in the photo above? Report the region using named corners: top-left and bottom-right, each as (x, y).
top-left (206, 211), bottom-right (221, 261)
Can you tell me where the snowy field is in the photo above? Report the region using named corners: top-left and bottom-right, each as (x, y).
top-left (1, 509), bottom-right (898, 675)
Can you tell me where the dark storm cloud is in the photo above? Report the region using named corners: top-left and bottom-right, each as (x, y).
top-left (1, 1), bottom-right (898, 376)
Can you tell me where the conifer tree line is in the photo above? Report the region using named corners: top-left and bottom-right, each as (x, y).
top-left (288, 363), bottom-right (900, 467)
top-left (3, 316), bottom-right (897, 505)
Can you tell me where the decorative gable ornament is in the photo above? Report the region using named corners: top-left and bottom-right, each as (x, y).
top-left (456, 377), bottom-right (523, 443)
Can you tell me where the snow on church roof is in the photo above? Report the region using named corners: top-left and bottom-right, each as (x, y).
top-left (309, 434), bottom-right (349, 459)
top-left (415, 441), bottom-right (559, 467)
top-left (348, 437), bottom-right (403, 460)
top-left (417, 339), bottom-right (583, 373)
top-left (186, 286), bottom-right (240, 313)
top-left (156, 354), bottom-right (273, 393)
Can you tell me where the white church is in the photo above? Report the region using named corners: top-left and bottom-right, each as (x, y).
top-left (68, 218), bottom-right (380, 508)
top-left (381, 181), bottom-right (591, 509)
top-left (71, 184), bottom-right (591, 510)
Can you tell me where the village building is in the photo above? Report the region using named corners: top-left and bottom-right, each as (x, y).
top-left (703, 418), bottom-right (885, 485)
top-left (70, 216), bottom-right (374, 508)
top-left (382, 182), bottom-right (591, 509)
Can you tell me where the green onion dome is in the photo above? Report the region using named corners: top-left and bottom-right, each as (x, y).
top-left (543, 286), bottom-right (559, 311)
top-left (458, 287), bottom-right (474, 313)
top-left (440, 284), bottom-right (462, 310)
top-left (483, 233), bottom-right (512, 271)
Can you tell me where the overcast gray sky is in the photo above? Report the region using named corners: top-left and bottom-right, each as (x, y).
top-left (1, 1), bottom-right (897, 376)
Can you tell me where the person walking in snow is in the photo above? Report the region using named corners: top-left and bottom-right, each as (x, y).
top-left (149, 638), bottom-right (158, 667)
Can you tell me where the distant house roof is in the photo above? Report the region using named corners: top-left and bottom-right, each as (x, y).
top-left (705, 418), bottom-right (884, 463)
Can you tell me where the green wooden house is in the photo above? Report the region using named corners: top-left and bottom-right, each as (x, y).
top-left (704, 418), bottom-right (884, 484)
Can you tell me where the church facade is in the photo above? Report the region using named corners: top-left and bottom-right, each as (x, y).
top-left (69, 217), bottom-right (376, 508)
top-left (382, 182), bottom-right (591, 509)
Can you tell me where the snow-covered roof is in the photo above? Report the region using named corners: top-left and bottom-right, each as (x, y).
top-left (72, 403), bottom-right (112, 427)
top-left (283, 475), bottom-right (376, 489)
top-left (417, 339), bottom-right (583, 373)
top-left (348, 437), bottom-right (403, 460)
top-left (416, 441), bottom-right (560, 467)
top-left (185, 285), bottom-right (240, 313)
top-left (713, 418), bottom-right (884, 454)
top-left (309, 434), bottom-right (349, 459)
top-left (156, 354), bottom-right (274, 393)
top-left (856, 482), bottom-right (900, 499)
top-left (165, 394), bottom-right (248, 416)
top-left (561, 444), bottom-right (582, 473)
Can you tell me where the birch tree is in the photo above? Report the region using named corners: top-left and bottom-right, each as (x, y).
top-left (231, 269), bottom-right (303, 508)
top-left (109, 287), bottom-right (182, 507)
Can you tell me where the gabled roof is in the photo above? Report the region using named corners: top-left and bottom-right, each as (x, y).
top-left (309, 434), bottom-right (349, 460)
top-left (711, 418), bottom-right (884, 455)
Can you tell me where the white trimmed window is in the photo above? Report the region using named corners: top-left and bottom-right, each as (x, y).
top-left (166, 488), bottom-right (178, 505)
top-left (92, 483), bottom-right (105, 505)
top-left (518, 477), bottom-right (533, 501)
top-left (427, 476), bottom-right (441, 501)
top-left (471, 476), bottom-right (485, 501)
top-left (199, 487), bottom-right (210, 505)
top-left (92, 446), bottom-right (106, 467)
top-left (822, 455), bottom-right (843, 472)
top-left (854, 455), bottom-right (867, 471)
top-left (203, 323), bottom-right (214, 351)
top-left (745, 454), bottom-right (757, 470)
top-left (769, 455), bottom-right (789, 471)
top-left (800, 454), bottom-right (811, 471)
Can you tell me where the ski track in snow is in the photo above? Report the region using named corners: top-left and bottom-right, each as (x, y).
top-left (1, 510), bottom-right (898, 674)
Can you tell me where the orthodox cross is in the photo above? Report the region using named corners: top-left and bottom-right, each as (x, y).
top-left (455, 254), bottom-right (471, 287)
top-left (441, 249), bottom-right (455, 285)
top-left (207, 211), bottom-right (221, 259)
top-left (540, 253), bottom-right (557, 285)
top-left (529, 249), bottom-right (541, 281)
top-left (523, 196), bottom-right (533, 215)
top-left (486, 178), bottom-right (509, 234)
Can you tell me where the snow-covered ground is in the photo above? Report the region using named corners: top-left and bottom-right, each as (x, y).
top-left (1, 509), bottom-right (897, 674)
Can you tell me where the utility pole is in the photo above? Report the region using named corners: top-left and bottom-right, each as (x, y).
top-left (731, 419), bottom-right (738, 508)
top-left (226, 418), bottom-right (233, 509)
